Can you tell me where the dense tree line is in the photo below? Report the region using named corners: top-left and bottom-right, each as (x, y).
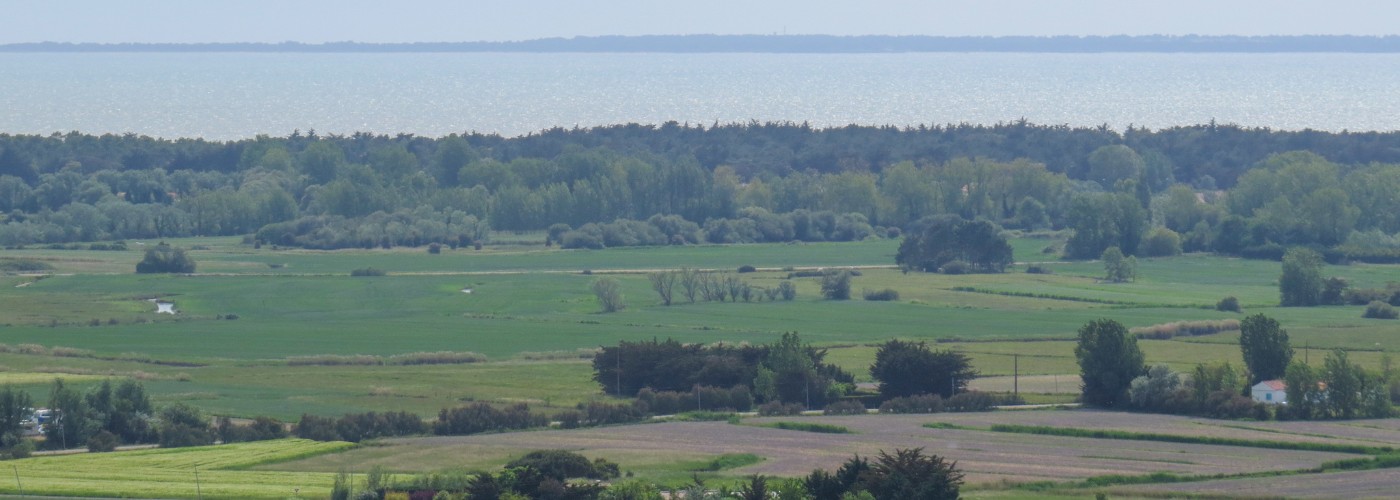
top-left (21, 378), bottom-right (291, 453)
top-left (1080, 315), bottom-right (1394, 420)
top-left (592, 334), bottom-right (854, 408)
top-left (4, 125), bottom-right (1400, 261)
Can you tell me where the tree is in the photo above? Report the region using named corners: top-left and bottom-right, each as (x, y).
top-left (647, 271), bottom-right (677, 306)
top-left (869, 340), bottom-right (977, 399)
top-left (135, 243), bottom-right (196, 273)
top-left (1321, 350), bottom-right (1362, 419)
top-left (1066, 192), bottom-right (1147, 259)
top-left (1280, 247), bottom-right (1324, 306)
top-left (298, 141), bottom-right (346, 185)
top-left (157, 403), bottom-right (213, 448)
top-left (1074, 319), bottom-right (1145, 407)
top-left (591, 278), bottom-right (625, 313)
top-left (1140, 227), bottom-right (1182, 257)
top-left (1285, 352), bottom-right (1392, 420)
top-left (504, 450), bottom-right (619, 482)
top-left (896, 216), bottom-right (1012, 273)
top-left (0, 385), bottom-right (33, 457)
top-left (1283, 362), bottom-right (1320, 419)
top-left (1239, 314), bottom-right (1293, 384)
top-left (46, 379), bottom-right (97, 450)
top-left (860, 448), bottom-right (964, 500)
top-left (1101, 246), bottom-right (1137, 283)
top-left (1191, 362), bottom-right (1242, 410)
top-left (805, 455), bottom-right (870, 500)
top-left (1128, 364), bottom-right (1182, 410)
top-left (754, 332), bottom-right (849, 408)
top-left (820, 269), bottom-right (852, 300)
top-left (1087, 145), bottom-right (1145, 189)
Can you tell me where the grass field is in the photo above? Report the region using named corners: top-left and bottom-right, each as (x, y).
top-left (3, 236), bottom-right (1399, 420)
top-left (5, 235), bottom-right (1400, 498)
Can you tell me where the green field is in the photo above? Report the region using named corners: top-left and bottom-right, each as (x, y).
top-left (0, 439), bottom-right (350, 498)
top-left (5, 236), bottom-right (1400, 498)
top-left (3, 236), bottom-right (1399, 420)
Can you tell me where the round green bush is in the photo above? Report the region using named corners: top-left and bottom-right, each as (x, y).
top-left (1364, 301), bottom-right (1398, 319)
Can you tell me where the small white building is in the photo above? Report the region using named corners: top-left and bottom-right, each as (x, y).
top-left (1251, 379), bottom-right (1287, 404)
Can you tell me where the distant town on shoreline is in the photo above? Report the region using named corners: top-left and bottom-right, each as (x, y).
top-left (6, 34), bottom-right (1400, 53)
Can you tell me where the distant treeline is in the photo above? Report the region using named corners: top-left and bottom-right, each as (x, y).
top-left (8, 35), bottom-right (1400, 53)
top-left (3, 123), bottom-right (1400, 261)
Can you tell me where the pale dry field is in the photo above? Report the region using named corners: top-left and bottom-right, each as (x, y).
top-left (1119, 468), bottom-right (1400, 499)
top-left (273, 411), bottom-right (1368, 485)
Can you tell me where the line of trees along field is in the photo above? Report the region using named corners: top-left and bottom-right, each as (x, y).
top-left (4, 123), bottom-right (1400, 262)
top-left (1077, 315), bottom-right (1394, 420)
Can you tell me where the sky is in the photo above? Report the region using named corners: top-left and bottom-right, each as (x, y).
top-left (2, 0), bottom-right (1397, 44)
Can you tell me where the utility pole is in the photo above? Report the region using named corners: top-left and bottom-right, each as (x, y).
top-left (13, 464), bottom-right (21, 496)
top-left (194, 466), bottom-right (203, 500)
top-left (1013, 354), bottom-right (1019, 397)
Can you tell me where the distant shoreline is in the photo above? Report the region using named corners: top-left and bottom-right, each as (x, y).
top-left (5, 34), bottom-right (1400, 53)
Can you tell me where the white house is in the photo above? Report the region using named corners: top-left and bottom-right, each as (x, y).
top-left (1251, 379), bottom-right (1287, 404)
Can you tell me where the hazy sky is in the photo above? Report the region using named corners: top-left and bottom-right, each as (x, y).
top-left (3, 0), bottom-right (1397, 44)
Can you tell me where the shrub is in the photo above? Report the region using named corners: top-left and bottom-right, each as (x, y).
top-left (87, 430), bottom-right (118, 452)
top-left (938, 260), bottom-right (971, 275)
top-left (1140, 227), bottom-right (1182, 257)
top-left (1216, 296), bottom-right (1241, 312)
top-left (1344, 287), bottom-right (1392, 305)
top-left (737, 265), bottom-right (757, 273)
top-left (1322, 277), bottom-right (1350, 305)
top-left (135, 244), bottom-right (196, 274)
top-left (434, 403), bottom-right (548, 436)
top-left (1205, 389), bottom-right (1262, 419)
top-left (879, 394), bottom-right (945, 414)
top-left (769, 421), bottom-right (851, 433)
top-left (428, 242), bottom-right (442, 254)
top-left (1025, 265), bottom-right (1052, 274)
top-left (217, 416), bottom-right (288, 443)
top-left (1364, 301), bottom-right (1398, 319)
top-left (157, 403), bottom-right (214, 448)
top-left (862, 288), bottom-right (900, 301)
top-left (944, 391), bottom-right (1002, 412)
top-left (350, 267), bottom-right (386, 277)
top-left (757, 401), bottom-right (804, 416)
top-left (294, 414), bottom-right (341, 441)
top-left (505, 449), bottom-right (620, 481)
top-left (777, 281), bottom-right (797, 300)
top-left (1130, 319), bottom-right (1240, 339)
top-left (0, 259), bottom-right (53, 272)
top-left (820, 270), bottom-right (851, 300)
top-left (822, 400), bottom-right (867, 415)
top-left (287, 354), bottom-right (383, 366)
top-left (387, 351), bottom-right (488, 365)
top-left (591, 278), bottom-right (625, 313)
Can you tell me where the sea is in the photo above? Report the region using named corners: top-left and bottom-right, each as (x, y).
top-left (2, 52), bottom-right (1399, 140)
